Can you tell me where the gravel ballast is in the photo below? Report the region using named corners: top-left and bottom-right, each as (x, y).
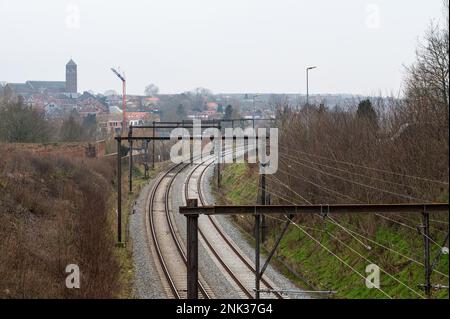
top-left (201, 165), bottom-right (310, 299)
top-left (130, 179), bottom-right (166, 299)
top-left (130, 163), bottom-right (309, 299)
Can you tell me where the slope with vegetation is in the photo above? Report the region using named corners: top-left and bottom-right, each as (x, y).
top-left (214, 3), bottom-right (449, 299)
top-left (0, 146), bottom-right (122, 298)
top-left (215, 162), bottom-right (448, 299)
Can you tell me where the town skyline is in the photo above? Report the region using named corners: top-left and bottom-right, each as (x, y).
top-left (0, 0), bottom-right (445, 96)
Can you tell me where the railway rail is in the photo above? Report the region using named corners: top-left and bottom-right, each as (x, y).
top-left (184, 156), bottom-right (284, 299)
top-left (146, 148), bottom-right (285, 299)
top-left (147, 162), bottom-right (212, 299)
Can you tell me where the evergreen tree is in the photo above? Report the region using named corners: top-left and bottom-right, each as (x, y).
top-left (176, 103), bottom-right (187, 120)
top-left (224, 104), bottom-right (233, 119)
top-left (356, 99), bottom-right (378, 128)
top-left (60, 114), bottom-right (84, 142)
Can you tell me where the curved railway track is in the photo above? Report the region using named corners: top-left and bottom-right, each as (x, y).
top-left (147, 148), bottom-right (284, 299)
top-left (185, 156), bottom-right (284, 299)
top-left (147, 162), bottom-right (212, 299)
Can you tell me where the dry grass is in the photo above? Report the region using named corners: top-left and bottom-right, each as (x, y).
top-left (0, 145), bottom-right (120, 298)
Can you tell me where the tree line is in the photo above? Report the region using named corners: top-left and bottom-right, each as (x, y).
top-left (0, 97), bottom-right (98, 143)
top-left (273, 1), bottom-right (449, 204)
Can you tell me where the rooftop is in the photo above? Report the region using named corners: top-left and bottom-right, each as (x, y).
top-left (66, 59), bottom-right (77, 66)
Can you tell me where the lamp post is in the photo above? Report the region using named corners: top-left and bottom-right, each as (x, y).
top-left (252, 94), bottom-right (260, 129)
top-left (111, 68), bottom-right (127, 132)
top-left (306, 66), bottom-right (317, 133)
top-left (306, 66), bottom-right (317, 106)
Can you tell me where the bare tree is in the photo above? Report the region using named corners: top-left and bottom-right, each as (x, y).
top-left (190, 87), bottom-right (212, 97)
top-left (404, 1), bottom-right (449, 126)
top-left (144, 83), bottom-right (159, 96)
top-left (0, 100), bottom-right (53, 143)
top-left (103, 89), bottom-right (118, 96)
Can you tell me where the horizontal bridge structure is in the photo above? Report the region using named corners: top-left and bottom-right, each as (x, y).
top-left (115, 135), bottom-right (271, 141)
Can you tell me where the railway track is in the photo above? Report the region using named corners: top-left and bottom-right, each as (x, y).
top-left (147, 162), bottom-right (213, 299)
top-left (184, 156), bottom-right (284, 299)
top-left (147, 147), bottom-right (284, 299)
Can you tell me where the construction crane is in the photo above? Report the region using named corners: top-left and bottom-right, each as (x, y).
top-left (111, 68), bottom-right (127, 132)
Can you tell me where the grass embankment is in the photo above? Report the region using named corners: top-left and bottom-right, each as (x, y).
top-left (0, 147), bottom-right (119, 298)
top-left (213, 163), bottom-right (449, 299)
top-left (0, 144), bottom-right (168, 298)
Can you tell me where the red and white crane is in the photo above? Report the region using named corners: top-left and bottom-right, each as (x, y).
top-left (111, 68), bottom-right (127, 132)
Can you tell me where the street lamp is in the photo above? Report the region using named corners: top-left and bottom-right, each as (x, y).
top-left (111, 68), bottom-right (127, 132)
top-left (306, 66), bottom-right (317, 134)
top-left (253, 94), bottom-right (260, 116)
top-left (306, 66), bottom-right (317, 106)
top-left (252, 94), bottom-right (260, 129)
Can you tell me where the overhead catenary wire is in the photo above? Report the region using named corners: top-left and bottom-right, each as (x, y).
top-left (262, 182), bottom-right (426, 298)
top-left (392, 213), bottom-right (449, 234)
top-left (279, 147), bottom-right (428, 193)
top-left (277, 157), bottom-right (362, 203)
top-left (278, 146), bottom-right (449, 186)
top-left (275, 158), bottom-right (448, 250)
top-left (267, 174), bottom-right (376, 250)
top-left (278, 152), bottom-right (430, 202)
top-left (334, 220), bottom-right (449, 279)
top-left (284, 215), bottom-right (394, 299)
top-left (278, 152), bottom-right (449, 247)
top-left (275, 156), bottom-right (447, 251)
top-left (250, 177), bottom-right (446, 298)
top-left (269, 173), bottom-right (312, 204)
top-left (222, 149), bottom-right (448, 297)
top-left (261, 190), bottom-right (449, 280)
top-left (320, 223), bottom-right (426, 299)
top-left (266, 166), bottom-right (449, 279)
top-left (268, 175), bottom-right (420, 261)
top-left (374, 213), bottom-right (444, 249)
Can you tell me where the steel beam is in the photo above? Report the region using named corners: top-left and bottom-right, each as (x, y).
top-left (179, 203), bottom-right (449, 216)
top-left (116, 138), bottom-right (122, 244)
top-left (186, 199), bottom-right (199, 299)
top-left (422, 211), bottom-right (431, 298)
top-left (128, 126), bottom-right (133, 194)
top-left (115, 136), bottom-right (271, 141)
top-left (255, 214), bottom-right (261, 299)
top-left (260, 216), bottom-right (292, 278)
top-left (132, 125), bottom-right (221, 129)
top-left (152, 122), bottom-right (155, 169)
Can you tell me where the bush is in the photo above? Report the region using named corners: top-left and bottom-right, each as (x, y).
top-left (0, 100), bottom-right (53, 143)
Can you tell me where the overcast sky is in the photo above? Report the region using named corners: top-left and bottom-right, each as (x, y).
top-left (0, 0), bottom-right (445, 95)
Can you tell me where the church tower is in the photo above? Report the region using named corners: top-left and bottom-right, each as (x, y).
top-left (66, 59), bottom-right (77, 94)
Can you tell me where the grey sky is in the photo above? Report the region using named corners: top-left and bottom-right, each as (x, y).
top-left (0, 0), bottom-right (445, 96)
